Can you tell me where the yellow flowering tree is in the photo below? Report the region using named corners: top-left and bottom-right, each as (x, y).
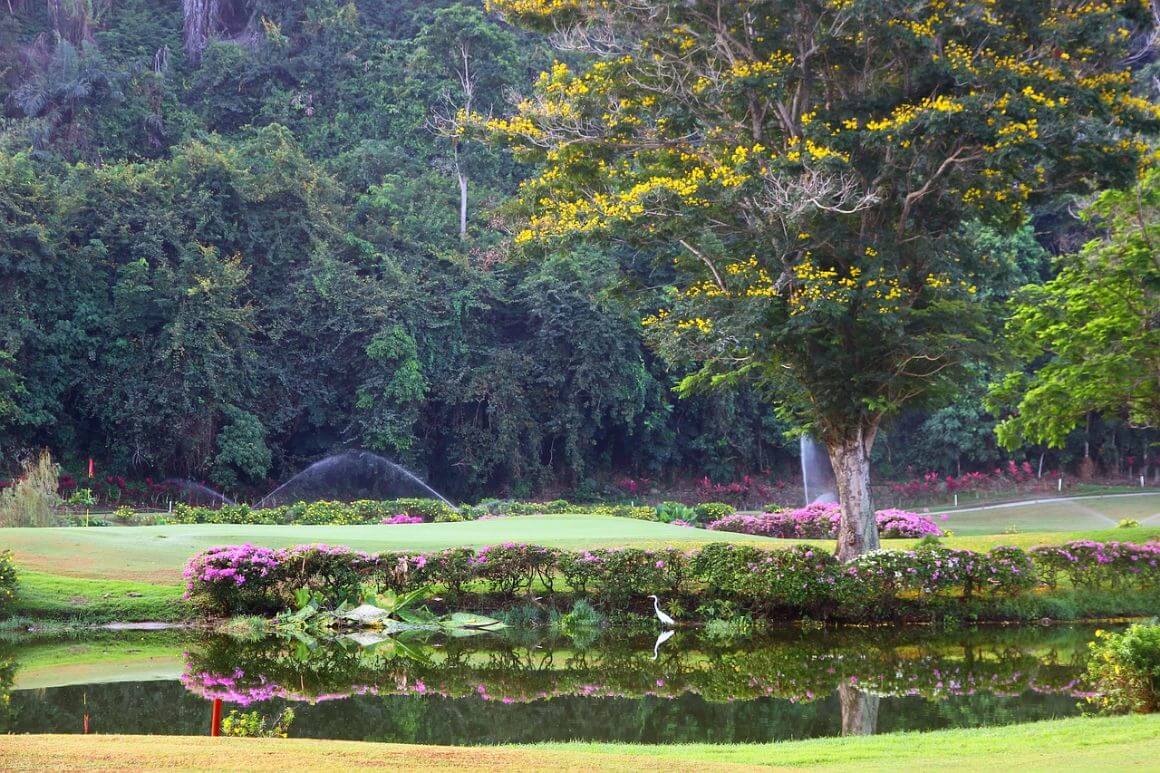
top-left (480, 0), bottom-right (1156, 559)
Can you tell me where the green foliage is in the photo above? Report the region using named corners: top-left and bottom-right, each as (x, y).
top-left (185, 538), bottom-right (1154, 621)
top-left (692, 502), bottom-right (734, 522)
top-left (1085, 622), bottom-right (1160, 714)
top-left (487, 0), bottom-right (1152, 455)
top-left (213, 407), bottom-right (273, 488)
top-left (221, 708), bottom-right (295, 739)
top-left (0, 450), bottom-right (61, 527)
top-left (0, 550), bottom-right (17, 614)
top-left (655, 501), bottom-right (696, 524)
top-left (991, 168), bottom-right (1160, 449)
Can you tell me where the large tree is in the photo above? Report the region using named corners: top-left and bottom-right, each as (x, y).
top-left (480, 0), bottom-right (1156, 558)
top-left (989, 165), bottom-right (1160, 451)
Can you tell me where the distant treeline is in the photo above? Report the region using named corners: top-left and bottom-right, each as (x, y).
top-left (0, 1), bottom-right (1151, 496)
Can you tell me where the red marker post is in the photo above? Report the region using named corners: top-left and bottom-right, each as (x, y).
top-left (210, 698), bottom-right (223, 737)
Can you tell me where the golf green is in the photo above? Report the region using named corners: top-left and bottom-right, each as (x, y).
top-left (934, 493), bottom-right (1160, 535)
top-left (1, 515), bottom-right (776, 583)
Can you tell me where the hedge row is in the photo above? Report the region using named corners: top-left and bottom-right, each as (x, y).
top-left (183, 539), bottom-right (1160, 619)
top-left (140, 498), bottom-right (734, 526)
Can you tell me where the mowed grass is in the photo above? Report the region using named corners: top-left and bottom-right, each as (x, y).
top-left (4, 504), bottom-right (1159, 585)
top-left (933, 492), bottom-right (1160, 535)
top-left (8, 571), bottom-right (186, 622)
top-left (1, 716), bottom-right (1157, 771)
top-left (2, 515), bottom-right (778, 583)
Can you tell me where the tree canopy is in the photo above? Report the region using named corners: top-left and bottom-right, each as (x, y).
top-left (482, 0), bottom-right (1156, 555)
top-left (990, 164), bottom-right (1160, 449)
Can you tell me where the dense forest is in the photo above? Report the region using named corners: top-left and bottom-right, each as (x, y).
top-left (0, 0), bottom-right (1154, 498)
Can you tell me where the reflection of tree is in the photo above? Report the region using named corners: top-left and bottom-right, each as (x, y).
top-left (839, 684), bottom-right (880, 736)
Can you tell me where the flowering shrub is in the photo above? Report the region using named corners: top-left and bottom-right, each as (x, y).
top-left (380, 514), bottom-right (424, 525)
top-left (886, 463), bottom-right (1065, 504)
top-left (695, 475), bottom-right (780, 507)
top-left (706, 503), bottom-right (941, 539)
top-left (1030, 541), bottom-right (1160, 589)
top-left (469, 543), bottom-right (559, 595)
top-left (184, 540), bottom-right (1153, 619)
top-left (183, 544), bottom-right (284, 614)
top-left (693, 502), bottom-right (735, 522)
top-left (0, 550), bottom-right (16, 612)
top-left (844, 546), bottom-right (1035, 606)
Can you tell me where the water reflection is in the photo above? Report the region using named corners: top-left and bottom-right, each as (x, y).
top-left (0, 625), bottom-right (1101, 744)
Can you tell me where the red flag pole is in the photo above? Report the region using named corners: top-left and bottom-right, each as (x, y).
top-left (210, 699), bottom-right (223, 737)
top-left (88, 458), bottom-right (94, 479)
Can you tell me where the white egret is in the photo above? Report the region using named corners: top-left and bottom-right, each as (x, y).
top-left (647, 594), bottom-right (675, 627)
top-left (652, 628), bottom-right (675, 660)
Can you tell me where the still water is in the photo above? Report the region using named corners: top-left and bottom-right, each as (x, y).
top-left (0, 625), bottom-right (1097, 744)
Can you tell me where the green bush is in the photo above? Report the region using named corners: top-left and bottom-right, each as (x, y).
top-left (1085, 621), bottom-right (1160, 714)
top-left (655, 501), bottom-right (696, 523)
top-left (0, 450), bottom-right (62, 527)
top-left (0, 550), bottom-right (17, 613)
top-left (693, 502), bottom-right (735, 522)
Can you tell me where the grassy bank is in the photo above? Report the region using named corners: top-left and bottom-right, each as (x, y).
top-left (5, 510), bottom-right (1158, 584)
top-left (0, 716), bottom-right (1155, 771)
top-left (7, 571), bottom-right (186, 623)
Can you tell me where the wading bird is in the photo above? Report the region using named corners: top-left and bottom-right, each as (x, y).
top-left (647, 594), bottom-right (675, 627)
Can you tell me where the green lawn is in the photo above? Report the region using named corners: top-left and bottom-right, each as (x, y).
top-left (2, 515), bottom-right (777, 583)
top-left (4, 506), bottom-right (1159, 586)
top-left (8, 571), bottom-right (186, 622)
top-left (0, 716), bottom-right (1156, 770)
top-left (933, 492), bottom-right (1160, 535)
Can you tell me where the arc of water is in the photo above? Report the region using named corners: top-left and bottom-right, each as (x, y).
top-left (254, 450), bottom-right (457, 511)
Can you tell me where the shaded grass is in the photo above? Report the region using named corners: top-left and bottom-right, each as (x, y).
top-left (9, 571), bottom-right (186, 623)
top-left (0, 716), bottom-right (1156, 770)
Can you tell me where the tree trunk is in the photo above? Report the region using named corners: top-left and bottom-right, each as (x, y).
top-left (453, 141), bottom-right (468, 241)
top-left (839, 684), bottom-right (880, 736)
top-left (458, 170), bottom-right (468, 240)
top-left (828, 421), bottom-right (880, 562)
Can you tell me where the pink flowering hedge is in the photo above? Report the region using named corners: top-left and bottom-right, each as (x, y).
top-left (184, 538), bottom-right (1160, 619)
top-left (1030, 541), bottom-right (1160, 589)
top-left (705, 503), bottom-right (942, 539)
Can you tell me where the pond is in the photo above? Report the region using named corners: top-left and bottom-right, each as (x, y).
top-left (0, 624), bottom-right (1099, 744)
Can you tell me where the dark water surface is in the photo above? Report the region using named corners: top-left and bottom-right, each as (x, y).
top-left (0, 625), bottom-right (1097, 744)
